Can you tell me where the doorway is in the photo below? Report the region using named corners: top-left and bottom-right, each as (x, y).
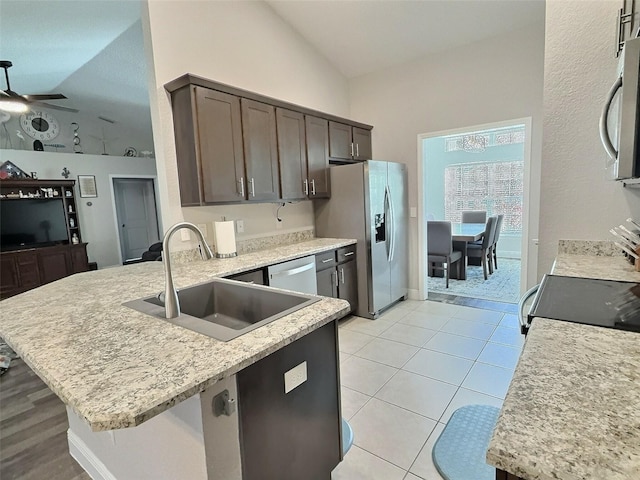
top-left (112, 177), bottom-right (160, 263)
top-left (417, 118), bottom-right (534, 303)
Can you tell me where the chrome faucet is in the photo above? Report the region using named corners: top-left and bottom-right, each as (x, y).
top-left (162, 222), bottom-right (214, 319)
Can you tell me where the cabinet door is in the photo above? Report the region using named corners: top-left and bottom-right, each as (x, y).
top-left (0, 255), bottom-right (20, 298)
top-left (338, 260), bottom-right (358, 313)
top-left (195, 87), bottom-right (245, 203)
top-left (305, 115), bottom-right (330, 198)
top-left (276, 108), bottom-right (307, 200)
top-left (237, 321), bottom-right (341, 480)
top-left (316, 267), bottom-right (338, 298)
top-left (241, 99), bottom-right (280, 201)
top-left (17, 252), bottom-right (41, 289)
top-left (352, 127), bottom-right (372, 161)
top-left (70, 244), bottom-right (89, 273)
top-left (38, 248), bottom-right (71, 284)
top-left (328, 121), bottom-right (353, 160)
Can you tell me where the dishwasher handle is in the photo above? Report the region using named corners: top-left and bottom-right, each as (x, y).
top-left (269, 262), bottom-right (315, 278)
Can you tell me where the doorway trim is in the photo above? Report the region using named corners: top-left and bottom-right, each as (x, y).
top-left (109, 174), bottom-right (162, 264)
top-left (416, 117), bottom-right (534, 300)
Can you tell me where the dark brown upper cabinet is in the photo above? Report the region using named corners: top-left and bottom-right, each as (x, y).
top-left (165, 74), bottom-right (373, 205)
top-left (171, 86), bottom-right (245, 205)
top-left (276, 110), bottom-right (330, 200)
top-left (241, 99), bottom-right (280, 202)
top-left (305, 115), bottom-right (330, 198)
top-left (276, 108), bottom-right (307, 200)
top-left (328, 121), bottom-right (372, 162)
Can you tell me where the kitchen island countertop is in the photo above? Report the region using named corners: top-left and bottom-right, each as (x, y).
top-left (487, 252), bottom-right (640, 480)
top-left (0, 237), bottom-right (355, 431)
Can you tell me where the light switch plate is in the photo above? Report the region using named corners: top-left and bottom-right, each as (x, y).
top-left (180, 229), bottom-right (190, 242)
top-left (284, 361), bottom-right (307, 394)
top-left (410, 207), bottom-right (417, 218)
top-left (236, 220), bottom-right (244, 233)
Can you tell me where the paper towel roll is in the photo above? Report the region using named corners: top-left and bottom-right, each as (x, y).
top-left (214, 221), bottom-right (237, 258)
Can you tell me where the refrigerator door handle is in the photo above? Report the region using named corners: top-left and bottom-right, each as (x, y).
top-left (387, 185), bottom-right (396, 262)
top-left (384, 186), bottom-right (391, 262)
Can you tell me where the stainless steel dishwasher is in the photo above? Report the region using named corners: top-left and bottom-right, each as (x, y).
top-left (267, 255), bottom-right (317, 295)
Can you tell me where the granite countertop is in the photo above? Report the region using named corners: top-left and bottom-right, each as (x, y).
top-left (0, 238), bottom-right (355, 432)
top-left (487, 252), bottom-right (640, 479)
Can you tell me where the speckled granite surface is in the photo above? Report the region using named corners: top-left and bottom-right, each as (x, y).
top-left (487, 318), bottom-right (640, 480)
top-left (557, 239), bottom-right (621, 256)
top-left (553, 253), bottom-right (640, 282)
top-left (0, 238), bottom-right (355, 432)
top-left (487, 248), bottom-right (640, 479)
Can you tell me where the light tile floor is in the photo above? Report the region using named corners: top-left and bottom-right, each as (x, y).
top-left (332, 299), bottom-right (525, 480)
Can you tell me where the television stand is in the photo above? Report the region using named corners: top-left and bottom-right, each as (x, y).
top-left (0, 179), bottom-right (90, 300)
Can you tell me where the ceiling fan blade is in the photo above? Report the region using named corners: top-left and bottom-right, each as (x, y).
top-left (30, 100), bottom-right (79, 113)
top-left (24, 93), bottom-right (67, 101)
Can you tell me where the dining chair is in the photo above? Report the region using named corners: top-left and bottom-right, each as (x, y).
top-left (491, 214), bottom-right (504, 270)
top-left (466, 215), bottom-right (497, 280)
top-left (461, 210), bottom-right (487, 224)
top-left (427, 221), bottom-right (463, 288)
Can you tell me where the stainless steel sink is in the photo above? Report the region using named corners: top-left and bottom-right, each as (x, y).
top-left (123, 278), bottom-right (320, 342)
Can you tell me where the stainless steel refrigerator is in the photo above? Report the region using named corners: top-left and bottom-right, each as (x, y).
top-left (315, 160), bottom-right (408, 319)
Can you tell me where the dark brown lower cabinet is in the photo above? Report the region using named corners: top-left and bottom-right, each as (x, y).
top-left (315, 246), bottom-right (358, 313)
top-left (496, 469), bottom-right (524, 480)
top-left (237, 320), bottom-right (341, 480)
top-left (0, 244), bottom-right (89, 299)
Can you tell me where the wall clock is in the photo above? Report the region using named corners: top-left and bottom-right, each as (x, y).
top-left (20, 111), bottom-right (60, 141)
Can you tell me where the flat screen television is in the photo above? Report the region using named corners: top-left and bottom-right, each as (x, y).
top-left (1, 198), bottom-right (69, 251)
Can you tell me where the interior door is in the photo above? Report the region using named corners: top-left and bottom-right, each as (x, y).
top-left (114, 178), bottom-right (160, 262)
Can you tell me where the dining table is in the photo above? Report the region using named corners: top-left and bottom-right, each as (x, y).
top-left (450, 222), bottom-right (485, 279)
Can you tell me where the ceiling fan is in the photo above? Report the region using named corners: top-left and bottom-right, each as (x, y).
top-left (0, 60), bottom-right (78, 114)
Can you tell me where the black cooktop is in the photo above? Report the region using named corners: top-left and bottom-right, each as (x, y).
top-left (528, 275), bottom-right (640, 333)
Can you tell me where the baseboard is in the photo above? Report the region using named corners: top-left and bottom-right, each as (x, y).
top-left (407, 288), bottom-right (423, 301)
top-left (68, 429), bottom-right (117, 480)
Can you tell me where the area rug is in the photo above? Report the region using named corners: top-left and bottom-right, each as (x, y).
top-left (432, 404), bottom-right (500, 480)
top-left (427, 258), bottom-right (521, 304)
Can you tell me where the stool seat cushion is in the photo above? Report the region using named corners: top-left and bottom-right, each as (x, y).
top-left (432, 404), bottom-right (500, 480)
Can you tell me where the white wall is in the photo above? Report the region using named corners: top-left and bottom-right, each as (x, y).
top-left (539, 0), bottom-right (640, 276)
top-left (0, 150), bottom-right (158, 268)
top-left (348, 23), bottom-right (545, 293)
top-left (142, 0), bottom-right (351, 251)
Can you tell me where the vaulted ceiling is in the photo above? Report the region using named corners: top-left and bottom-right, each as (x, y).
top-left (0, 0), bottom-right (545, 128)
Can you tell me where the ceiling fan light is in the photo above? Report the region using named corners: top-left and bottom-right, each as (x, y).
top-left (0, 97), bottom-right (28, 113)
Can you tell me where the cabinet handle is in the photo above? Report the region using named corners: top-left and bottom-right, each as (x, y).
top-left (304, 179), bottom-right (309, 196)
top-left (239, 177), bottom-right (245, 197)
top-left (250, 178), bottom-right (255, 197)
top-left (356, 143), bottom-right (359, 158)
top-left (311, 179), bottom-right (316, 196)
top-left (350, 142), bottom-right (354, 157)
top-left (340, 267), bottom-right (345, 284)
top-left (332, 271), bottom-right (338, 286)
top-left (342, 251), bottom-right (355, 257)
top-left (321, 258), bottom-right (333, 263)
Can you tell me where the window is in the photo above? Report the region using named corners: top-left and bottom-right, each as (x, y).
top-left (444, 160), bottom-right (523, 234)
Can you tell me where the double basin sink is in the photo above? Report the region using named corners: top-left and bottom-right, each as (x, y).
top-left (124, 278), bottom-right (319, 342)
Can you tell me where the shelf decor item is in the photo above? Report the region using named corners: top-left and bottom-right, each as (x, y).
top-left (0, 160), bottom-right (30, 180)
top-left (78, 175), bottom-right (97, 198)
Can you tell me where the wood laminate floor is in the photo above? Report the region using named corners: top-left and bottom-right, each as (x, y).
top-left (0, 357), bottom-right (90, 480)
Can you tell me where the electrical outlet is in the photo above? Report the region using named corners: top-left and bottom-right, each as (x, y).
top-left (180, 229), bottom-right (190, 242)
top-left (197, 223), bottom-right (208, 237)
top-left (284, 361), bottom-right (307, 394)
top-left (236, 220), bottom-right (244, 233)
